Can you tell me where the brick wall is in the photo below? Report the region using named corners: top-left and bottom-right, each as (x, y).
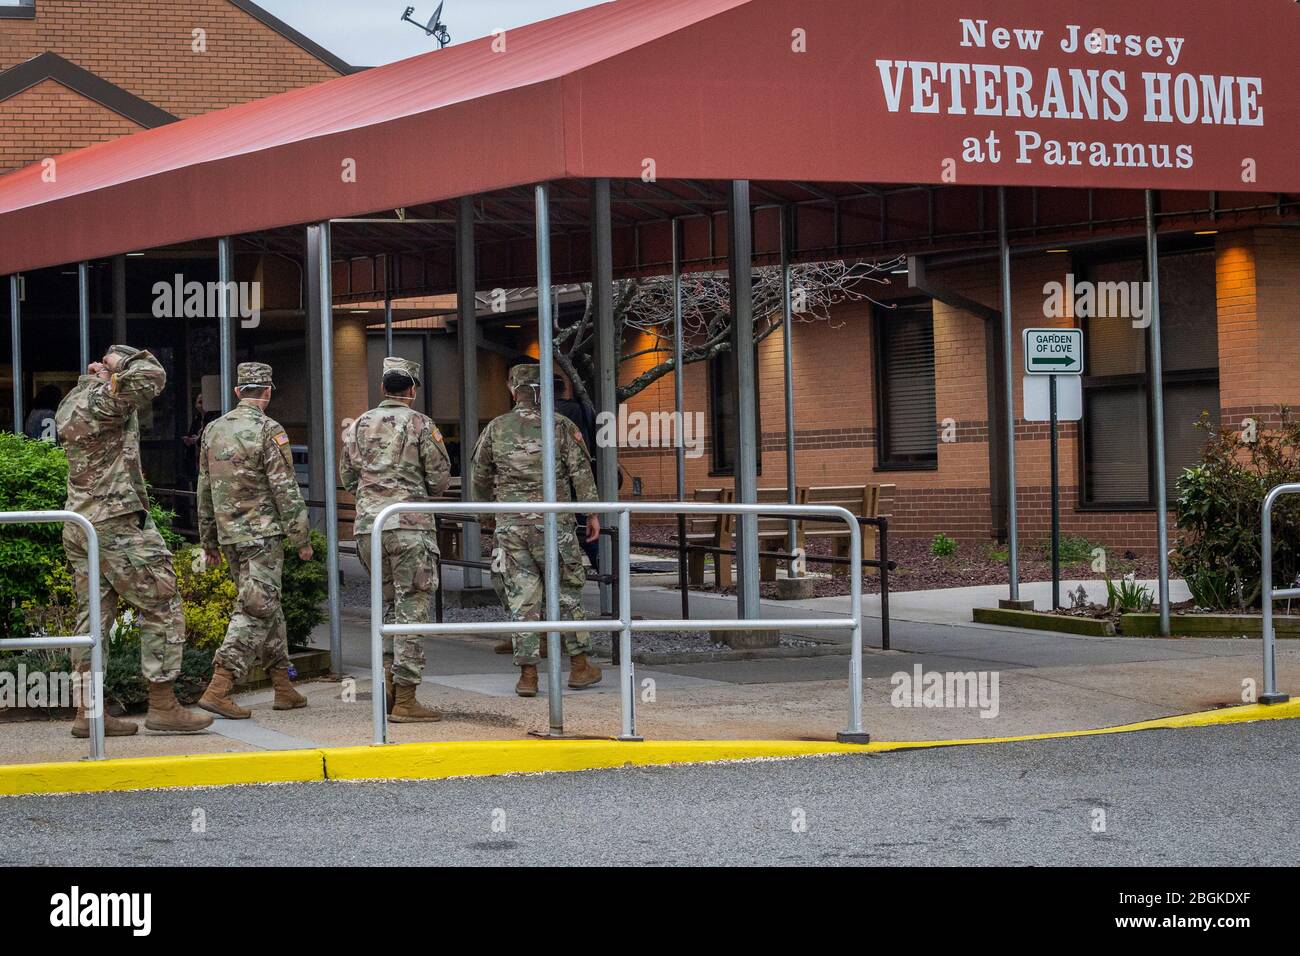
top-left (0, 78), bottom-right (142, 171)
top-left (1, 0), bottom-right (342, 171)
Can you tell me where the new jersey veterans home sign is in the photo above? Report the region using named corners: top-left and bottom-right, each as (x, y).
top-left (859, 0), bottom-right (1294, 191)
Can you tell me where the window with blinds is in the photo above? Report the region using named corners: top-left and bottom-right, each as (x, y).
top-left (1081, 248), bottom-right (1219, 507)
top-left (874, 306), bottom-right (938, 468)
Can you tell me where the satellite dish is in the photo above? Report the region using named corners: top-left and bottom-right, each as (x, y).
top-left (401, 3), bottom-right (452, 48)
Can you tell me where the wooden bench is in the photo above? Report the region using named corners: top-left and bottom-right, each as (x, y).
top-left (674, 488), bottom-right (733, 587)
top-left (800, 484), bottom-right (896, 575)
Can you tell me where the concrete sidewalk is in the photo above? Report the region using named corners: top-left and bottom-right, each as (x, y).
top-left (3, 563), bottom-right (1293, 767)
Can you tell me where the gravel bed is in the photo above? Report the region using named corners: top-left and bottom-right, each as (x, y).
top-left (630, 524), bottom-right (1163, 598)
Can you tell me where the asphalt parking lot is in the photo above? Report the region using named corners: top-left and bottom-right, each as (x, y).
top-left (4, 719), bottom-right (1295, 867)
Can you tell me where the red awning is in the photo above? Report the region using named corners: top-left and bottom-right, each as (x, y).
top-left (2, 0), bottom-right (1295, 273)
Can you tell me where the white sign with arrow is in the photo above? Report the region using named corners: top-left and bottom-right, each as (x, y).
top-left (1024, 327), bottom-right (1083, 375)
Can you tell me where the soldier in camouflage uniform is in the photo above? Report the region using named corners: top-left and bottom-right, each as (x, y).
top-left (56, 345), bottom-right (213, 736)
top-left (471, 363), bottom-right (602, 697)
top-left (196, 362), bottom-right (313, 719)
top-left (340, 356), bottom-right (451, 722)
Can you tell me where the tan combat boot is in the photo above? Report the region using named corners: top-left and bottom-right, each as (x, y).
top-left (146, 680), bottom-right (215, 732)
top-left (198, 666), bottom-right (251, 720)
top-left (70, 665), bottom-right (137, 738)
top-left (389, 683), bottom-right (442, 722)
top-left (493, 639), bottom-right (512, 654)
top-left (270, 667), bottom-right (307, 710)
top-left (568, 653), bottom-right (602, 689)
top-left (515, 664), bottom-right (539, 698)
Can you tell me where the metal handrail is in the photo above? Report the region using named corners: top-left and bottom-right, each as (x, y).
top-left (369, 501), bottom-right (868, 746)
top-left (1260, 483), bottom-right (1300, 704)
top-left (0, 511), bottom-right (105, 759)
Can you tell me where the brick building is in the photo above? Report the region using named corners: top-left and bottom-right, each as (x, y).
top-left (2, 0), bottom-right (1297, 572)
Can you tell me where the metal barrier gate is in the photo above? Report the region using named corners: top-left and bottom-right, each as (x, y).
top-left (1260, 482), bottom-right (1299, 705)
top-left (0, 511), bottom-right (106, 759)
top-left (370, 501), bottom-right (869, 746)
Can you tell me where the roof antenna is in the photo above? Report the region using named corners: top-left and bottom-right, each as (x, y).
top-left (401, 3), bottom-right (452, 49)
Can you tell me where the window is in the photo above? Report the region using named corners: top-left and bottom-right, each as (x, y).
top-left (0, 0), bottom-right (36, 17)
top-left (707, 344), bottom-right (761, 476)
top-left (1080, 248), bottom-right (1219, 507)
top-left (874, 304), bottom-right (938, 469)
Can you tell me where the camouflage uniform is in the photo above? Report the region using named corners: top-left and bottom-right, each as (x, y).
top-left (55, 346), bottom-right (184, 683)
top-left (197, 363), bottom-right (310, 681)
top-left (470, 366), bottom-right (597, 666)
top-left (340, 357), bottom-right (451, 686)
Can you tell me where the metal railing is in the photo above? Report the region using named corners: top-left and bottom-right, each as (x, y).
top-left (1260, 483), bottom-right (1299, 705)
top-left (0, 511), bottom-right (105, 759)
top-left (370, 501), bottom-right (869, 746)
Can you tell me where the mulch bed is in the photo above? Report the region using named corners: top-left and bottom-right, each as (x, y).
top-left (625, 524), bottom-right (1162, 598)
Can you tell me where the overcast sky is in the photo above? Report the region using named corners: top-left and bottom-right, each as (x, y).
top-left (256, 0), bottom-right (609, 66)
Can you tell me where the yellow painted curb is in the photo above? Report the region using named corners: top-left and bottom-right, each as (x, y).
top-left (0, 749), bottom-right (325, 797)
top-left (2, 699), bottom-right (1296, 797)
top-left (320, 738), bottom-right (870, 782)
top-left (864, 698), bottom-right (1300, 754)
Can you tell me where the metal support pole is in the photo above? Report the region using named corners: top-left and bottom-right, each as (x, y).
top-left (457, 197), bottom-right (483, 589)
top-left (592, 178), bottom-right (618, 617)
top-left (112, 255), bottom-right (127, 345)
top-left (1049, 374), bottom-right (1060, 609)
top-left (535, 184), bottom-right (563, 733)
top-left (997, 188), bottom-right (1022, 605)
top-left (728, 181), bottom-right (760, 619)
top-left (370, 527), bottom-right (387, 742)
top-left (217, 237), bottom-right (234, 414)
top-left (672, 219), bottom-right (689, 619)
top-left (77, 262), bottom-right (91, 372)
top-left (1145, 190), bottom-right (1171, 637)
top-left (1260, 483), bottom-right (1299, 704)
top-left (780, 206), bottom-right (798, 574)
top-left (837, 514), bottom-right (868, 744)
top-left (384, 257), bottom-right (394, 358)
top-left (307, 222), bottom-right (343, 676)
top-left (9, 275), bottom-right (20, 434)
top-left (617, 508), bottom-right (641, 740)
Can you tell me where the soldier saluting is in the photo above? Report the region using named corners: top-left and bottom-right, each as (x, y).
top-left (340, 356), bottom-right (450, 722)
top-left (55, 345), bottom-right (212, 736)
top-left (197, 362), bottom-right (312, 719)
top-left (471, 363), bottom-right (602, 698)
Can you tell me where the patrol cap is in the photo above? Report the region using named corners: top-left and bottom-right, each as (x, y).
top-left (382, 356), bottom-right (422, 388)
top-left (508, 364), bottom-right (540, 390)
top-left (106, 344), bottom-right (139, 360)
top-left (237, 362), bottom-right (274, 389)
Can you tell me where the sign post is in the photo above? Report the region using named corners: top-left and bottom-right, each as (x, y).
top-left (1024, 329), bottom-right (1083, 609)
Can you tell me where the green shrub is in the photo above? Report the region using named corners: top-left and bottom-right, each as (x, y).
top-left (1172, 409), bottom-right (1300, 609)
top-left (0, 433), bottom-right (68, 635)
top-left (929, 533), bottom-right (957, 558)
top-left (282, 529), bottom-right (329, 649)
top-left (175, 545), bottom-right (237, 650)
